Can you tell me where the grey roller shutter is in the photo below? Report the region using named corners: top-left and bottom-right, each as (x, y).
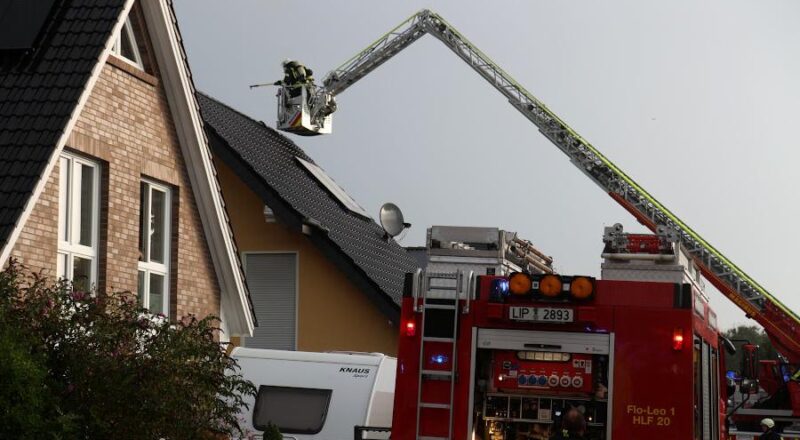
top-left (245, 253), bottom-right (296, 350)
top-left (477, 329), bottom-right (610, 354)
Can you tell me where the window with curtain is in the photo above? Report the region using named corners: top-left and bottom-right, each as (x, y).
top-left (57, 153), bottom-right (100, 291)
top-left (137, 180), bottom-right (171, 315)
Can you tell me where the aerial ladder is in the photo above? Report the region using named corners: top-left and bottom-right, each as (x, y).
top-left (271, 6), bottom-right (800, 422)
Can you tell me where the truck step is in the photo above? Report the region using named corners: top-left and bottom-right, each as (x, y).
top-left (421, 369), bottom-right (453, 377)
top-left (423, 304), bottom-right (457, 310)
top-left (422, 336), bottom-right (455, 342)
top-left (419, 402), bottom-right (451, 409)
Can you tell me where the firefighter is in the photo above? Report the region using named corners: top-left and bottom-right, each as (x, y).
top-left (274, 60), bottom-right (314, 98)
top-left (760, 418), bottom-right (782, 440)
top-left (554, 408), bottom-right (588, 439)
top-left (274, 60), bottom-right (302, 86)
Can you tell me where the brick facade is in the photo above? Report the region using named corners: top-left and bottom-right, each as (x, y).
top-left (10, 7), bottom-right (220, 321)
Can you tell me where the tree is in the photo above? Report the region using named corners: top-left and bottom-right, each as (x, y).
top-left (723, 324), bottom-right (777, 373)
top-left (0, 262), bottom-right (255, 439)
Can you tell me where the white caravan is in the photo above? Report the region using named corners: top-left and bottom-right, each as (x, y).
top-left (232, 348), bottom-right (396, 440)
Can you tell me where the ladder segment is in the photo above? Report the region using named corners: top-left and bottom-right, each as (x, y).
top-left (413, 270), bottom-right (471, 440)
top-left (316, 10), bottom-right (800, 362)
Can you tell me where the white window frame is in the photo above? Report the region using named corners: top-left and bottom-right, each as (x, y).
top-left (137, 179), bottom-right (171, 315)
top-left (111, 16), bottom-right (144, 70)
top-left (57, 153), bottom-right (100, 290)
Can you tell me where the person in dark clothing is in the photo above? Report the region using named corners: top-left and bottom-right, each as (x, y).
top-left (760, 418), bottom-right (783, 440)
top-left (274, 60), bottom-right (304, 85)
top-left (274, 60), bottom-right (314, 98)
top-left (554, 408), bottom-right (588, 439)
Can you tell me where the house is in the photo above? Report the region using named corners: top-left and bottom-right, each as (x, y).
top-left (198, 93), bottom-right (420, 355)
top-left (0, 0), bottom-right (254, 339)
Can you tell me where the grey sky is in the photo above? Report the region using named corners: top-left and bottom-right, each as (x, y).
top-left (173, 1), bottom-right (800, 330)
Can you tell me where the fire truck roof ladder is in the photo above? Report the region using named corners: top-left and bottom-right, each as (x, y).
top-left (412, 269), bottom-right (474, 440)
top-left (288, 9), bottom-right (800, 363)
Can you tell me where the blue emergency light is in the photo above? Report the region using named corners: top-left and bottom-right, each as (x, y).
top-left (490, 278), bottom-right (510, 301)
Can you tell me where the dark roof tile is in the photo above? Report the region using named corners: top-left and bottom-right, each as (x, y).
top-left (198, 93), bottom-right (419, 307)
top-left (0, 0), bottom-right (126, 248)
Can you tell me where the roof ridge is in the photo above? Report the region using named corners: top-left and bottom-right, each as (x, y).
top-left (0, 0), bottom-right (129, 261)
top-left (197, 90), bottom-right (315, 163)
top-left (197, 91), bottom-right (265, 127)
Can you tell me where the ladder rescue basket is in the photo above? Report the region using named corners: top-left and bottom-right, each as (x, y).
top-left (276, 84), bottom-right (333, 136)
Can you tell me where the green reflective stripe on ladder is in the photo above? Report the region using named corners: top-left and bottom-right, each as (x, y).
top-left (327, 9), bottom-right (798, 325)
top-left (431, 11), bottom-right (797, 322)
top-left (333, 10), bottom-right (422, 74)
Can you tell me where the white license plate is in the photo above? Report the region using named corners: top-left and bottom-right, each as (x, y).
top-left (509, 307), bottom-right (574, 323)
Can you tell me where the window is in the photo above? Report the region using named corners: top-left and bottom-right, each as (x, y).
top-left (111, 16), bottom-right (143, 69)
top-left (244, 253), bottom-right (297, 350)
top-left (252, 386), bottom-right (332, 434)
top-left (296, 157), bottom-right (370, 218)
top-left (137, 180), bottom-right (171, 315)
top-left (57, 153), bottom-right (100, 291)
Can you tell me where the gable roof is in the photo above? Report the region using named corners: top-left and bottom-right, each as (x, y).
top-left (0, 0), bottom-right (127, 252)
top-left (198, 93), bottom-right (420, 323)
top-left (0, 0), bottom-right (255, 336)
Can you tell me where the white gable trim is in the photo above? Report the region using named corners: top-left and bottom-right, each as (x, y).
top-left (140, 0), bottom-right (254, 336)
top-left (0, 0), bottom-right (136, 265)
top-left (0, 0), bottom-right (254, 337)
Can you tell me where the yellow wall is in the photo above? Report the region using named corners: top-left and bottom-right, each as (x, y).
top-left (216, 160), bottom-right (399, 355)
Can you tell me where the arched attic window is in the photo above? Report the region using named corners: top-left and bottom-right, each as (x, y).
top-left (112, 16), bottom-right (144, 69)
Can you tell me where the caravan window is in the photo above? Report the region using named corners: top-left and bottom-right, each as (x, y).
top-left (253, 385), bottom-right (332, 434)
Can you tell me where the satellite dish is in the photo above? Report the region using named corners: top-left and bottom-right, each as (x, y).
top-left (379, 203), bottom-right (409, 238)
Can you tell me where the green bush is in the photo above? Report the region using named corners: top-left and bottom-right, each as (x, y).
top-left (0, 262), bottom-right (255, 439)
top-left (0, 322), bottom-right (77, 438)
top-left (262, 422), bottom-right (283, 440)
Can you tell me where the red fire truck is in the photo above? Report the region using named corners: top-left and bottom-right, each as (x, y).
top-left (390, 225), bottom-right (727, 439)
top-left (268, 10), bottom-right (800, 439)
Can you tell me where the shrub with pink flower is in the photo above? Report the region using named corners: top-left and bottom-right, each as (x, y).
top-left (0, 261), bottom-right (255, 439)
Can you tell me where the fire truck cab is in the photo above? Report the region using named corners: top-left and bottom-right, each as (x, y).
top-left (391, 224), bottom-right (725, 439)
